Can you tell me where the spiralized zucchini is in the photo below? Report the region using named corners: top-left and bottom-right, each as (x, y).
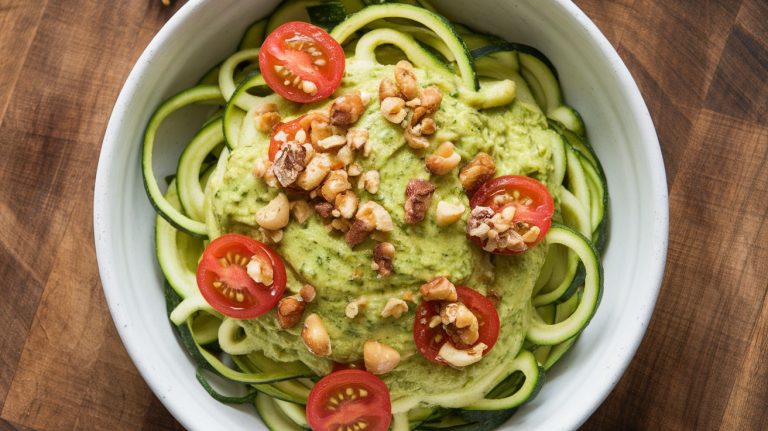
top-left (145, 1), bottom-right (608, 429)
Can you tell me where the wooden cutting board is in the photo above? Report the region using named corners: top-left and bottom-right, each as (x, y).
top-left (0, 0), bottom-right (765, 430)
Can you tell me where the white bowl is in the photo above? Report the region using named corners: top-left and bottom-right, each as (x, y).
top-left (94, 0), bottom-right (668, 429)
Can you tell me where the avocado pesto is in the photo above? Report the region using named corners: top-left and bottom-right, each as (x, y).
top-left (146, 1), bottom-right (607, 430)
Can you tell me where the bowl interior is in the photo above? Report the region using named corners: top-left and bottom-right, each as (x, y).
top-left (94, 0), bottom-right (667, 430)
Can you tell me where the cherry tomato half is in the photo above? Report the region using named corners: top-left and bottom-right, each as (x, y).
top-left (306, 369), bottom-right (392, 431)
top-left (413, 286), bottom-right (500, 365)
top-left (196, 234), bottom-right (286, 319)
top-left (259, 21), bottom-right (345, 103)
top-left (469, 175), bottom-right (555, 253)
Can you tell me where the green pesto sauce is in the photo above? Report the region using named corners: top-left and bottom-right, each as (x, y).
top-left (209, 58), bottom-right (556, 404)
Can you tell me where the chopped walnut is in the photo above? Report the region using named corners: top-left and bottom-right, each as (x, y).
top-left (299, 111), bottom-right (328, 128)
top-left (337, 144), bottom-right (355, 166)
top-left (381, 97), bottom-right (407, 124)
top-left (358, 170), bottom-right (380, 194)
top-left (330, 92), bottom-right (366, 126)
top-left (259, 227), bottom-right (284, 244)
top-left (345, 296), bottom-right (368, 319)
top-left (381, 298), bottom-right (408, 319)
top-left (347, 163), bottom-right (363, 177)
top-left (426, 142), bottom-right (461, 175)
top-left (404, 179), bottom-right (436, 224)
top-left (440, 302), bottom-right (480, 346)
top-left (309, 119), bottom-right (333, 147)
top-left (345, 219), bottom-right (373, 247)
top-left (246, 254), bottom-right (273, 286)
top-left (459, 152), bottom-right (496, 192)
top-left (402, 291), bottom-right (415, 303)
top-left (254, 103), bottom-right (281, 133)
top-left (466, 206), bottom-right (530, 254)
top-left (317, 134), bottom-right (347, 150)
top-left (314, 201), bottom-right (334, 219)
top-left (356, 201), bottom-right (394, 232)
top-left (330, 218), bottom-right (351, 232)
top-left (299, 284), bottom-right (317, 303)
top-left (373, 242), bottom-right (395, 277)
top-left (320, 169), bottom-right (352, 202)
top-left (290, 200), bottom-right (313, 224)
top-left (335, 191), bottom-right (359, 219)
top-left (346, 128), bottom-right (368, 150)
top-left (277, 296), bottom-right (305, 329)
top-left (410, 106), bottom-right (428, 128)
top-left (405, 97), bottom-right (421, 108)
top-left (420, 277), bottom-right (458, 302)
top-left (435, 200), bottom-right (466, 226)
top-left (404, 127), bottom-right (430, 149)
top-left (255, 111), bottom-right (281, 133)
top-left (296, 153), bottom-right (332, 190)
top-left (418, 117), bottom-right (436, 135)
top-left (394, 60), bottom-right (419, 100)
top-left (420, 86), bottom-right (443, 115)
top-left (272, 142), bottom-right (307, 187)
top-left (379, 77), bottom-right (402, 100)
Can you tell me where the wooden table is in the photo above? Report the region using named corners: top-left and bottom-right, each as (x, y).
top-left (0, 1), bottom-right (765, 430)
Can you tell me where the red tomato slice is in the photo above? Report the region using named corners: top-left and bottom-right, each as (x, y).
top-left (469, 175), bottom-right (555, 253)
top-left (413, 286), bottom-right (500, 365)
top-left (306, 369), bottom-right (392, 431)
top-left (196, 234), bottom-right (286, 319)
top-left (259, 21), bottom-right (345, 103)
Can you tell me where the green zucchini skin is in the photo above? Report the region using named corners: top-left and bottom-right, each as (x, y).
top-left (142, 85), bottom-right (224, 238)
top-left (527, 224), bottom-right (604, 346)
top-left (331, 3), bottom-right (479, 90)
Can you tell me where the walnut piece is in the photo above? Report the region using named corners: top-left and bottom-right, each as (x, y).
top-left (373, 242), bottom-right (395, 277)
top-left (404, 179), bottom-right (436, 224)
top-left (440, 302), bottom-right (480, 346)
top-left (459, 152), bottom-right (496, 192)
top-left (381, 298), bottom-right (408, 319)
top-left (299, 284), bottom-right (317, 303)
top-left (314, 201), bottom-right (334, 219)
top-left (394, 60), bottom-right (419, 100)
top-left (435, 200), bottom-right (466, 226)
top-left (381, 97), bottom-right (407, 124)
top-left (466, 206), bottom-right (530, 254)
top-left (330, 92), bottom-right (366, 126)
top-left (426, 142), bottom-right (461, 175)
top-left (345, 219), bottom-right (373, 247)
top-left (379, 77), bottom-right (402, 101)
top-left (419, 277), bottom-right (458, 302)
top-left (420, 86), bottom-right (443, 115)
top-left (276, 296), bottom-right (305, 329)
top-left (272, 142), bottom-right (307, 187)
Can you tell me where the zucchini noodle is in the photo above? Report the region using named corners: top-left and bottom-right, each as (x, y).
top-left (145, 1), bottom-right (608, 429)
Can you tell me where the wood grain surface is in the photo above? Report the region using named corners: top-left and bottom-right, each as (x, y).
top-left (0, 0), bottom-right (765, 430)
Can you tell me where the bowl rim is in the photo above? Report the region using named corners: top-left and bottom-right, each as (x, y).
top-left (93, 0), bottom-right (668, 429)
